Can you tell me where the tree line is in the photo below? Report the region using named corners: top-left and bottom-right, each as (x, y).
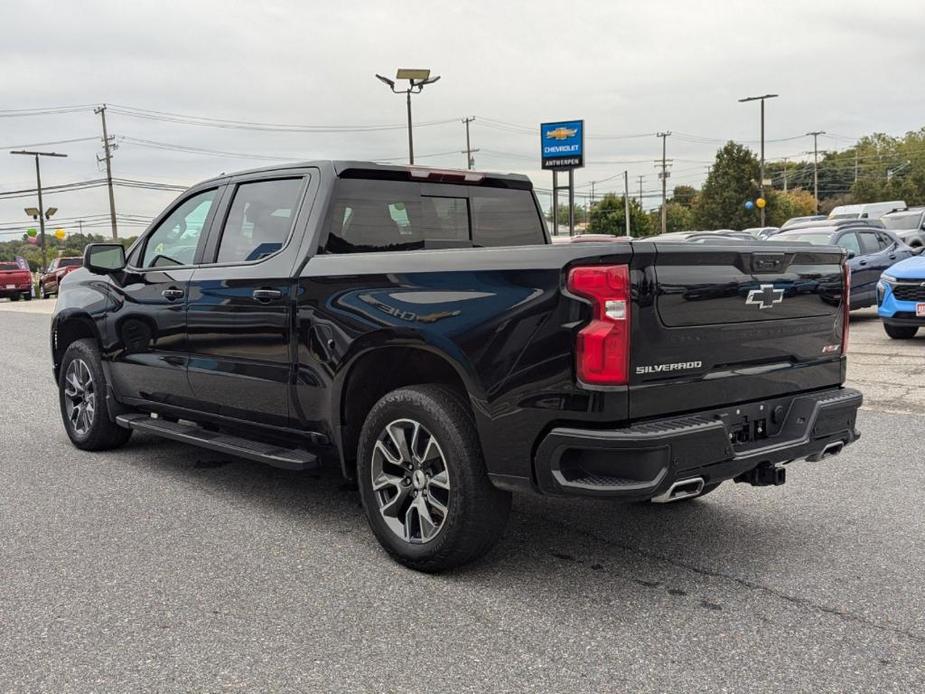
top-left (547, 127), bottom-right (925, 236)
top-left (0, 233), bottom-right (137, 272)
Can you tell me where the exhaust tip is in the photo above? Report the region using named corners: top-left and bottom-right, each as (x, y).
top-left (651, 477), bottom-right (705, 503)
top-left (807, 440), bottom-right (846, 462)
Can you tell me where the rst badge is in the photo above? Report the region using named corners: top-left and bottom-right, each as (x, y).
top-left (746, 284), bottom-right (784, 309)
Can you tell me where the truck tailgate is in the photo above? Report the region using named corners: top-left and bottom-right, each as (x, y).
top-left (628, 243), bottom-right (846, 419)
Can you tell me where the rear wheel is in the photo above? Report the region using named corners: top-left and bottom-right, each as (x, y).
top-left (357, 384), bottom-right (511, 572)
top-left (58, 339), bottom-right (132, 451)
top-left (9, 293), bottom-right (19, 302)
top-left (23, 291), bottom-right (32, 301)
top-left (884, 323), bottom-right (918, 339)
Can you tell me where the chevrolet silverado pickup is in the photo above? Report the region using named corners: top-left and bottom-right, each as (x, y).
top-left (51, 161), bottom-right (862, 571)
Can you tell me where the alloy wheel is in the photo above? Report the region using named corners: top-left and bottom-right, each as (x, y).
top-left (371, 419), bottom-right (451, 544)
top-left (63, 358), bottom-right (96, 436)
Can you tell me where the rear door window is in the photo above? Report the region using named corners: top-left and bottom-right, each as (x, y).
top-left (858, 232), bottom-right (881, 255)
top-left (215, 178), bottom-right (304, 263)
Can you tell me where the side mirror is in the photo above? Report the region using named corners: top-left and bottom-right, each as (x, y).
top-left (84, 243), bottom-right (126, 275)
top-left (846, 250), bottom-right (857, 259)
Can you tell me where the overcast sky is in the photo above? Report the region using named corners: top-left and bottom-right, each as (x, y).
top-left (2, 0), bottom-right (924, 238)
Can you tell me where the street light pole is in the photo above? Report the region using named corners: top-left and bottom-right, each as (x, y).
top-left (738, 94), bottom-right (779, 226)
top-left (807, 131), bottom-right (826, 213)
top-left (376, 69), bottom-right (441, 166)
top-left (10, 150), bottom-right (67, 271)
top-left (405, 90), bottom-right (414, 165)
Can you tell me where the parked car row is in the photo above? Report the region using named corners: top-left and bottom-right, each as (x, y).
top-left (0, 256), bottom-right (84, 301)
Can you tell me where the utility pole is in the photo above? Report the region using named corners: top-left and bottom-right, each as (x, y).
top-left (94, 104), bottom-right (118, 239)
top-left (781, 158), bottom-right (789, 192)
top-left (10, 150), bottom-right (68, 272)
top-left (807, 131), bottom-right (825, 214)
top-left (656, 132), bottom-right (671, 234)
top-left (461, 116), bottom-right (478, 169)
top-left (739, 94), bottom-right (779, 226)
top-left (637, 175), bottom-right (644, 205)
top-left (624, 170), bottom-right (631, 238)
top-left (854, 149), bottom-right (859, 183)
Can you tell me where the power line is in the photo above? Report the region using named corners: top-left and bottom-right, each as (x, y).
top-left (106, 103), bottom-right (457, 133)
top-left (0, 136), bottom-right (98, 150)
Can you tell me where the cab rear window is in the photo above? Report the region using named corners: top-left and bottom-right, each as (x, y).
top-left (0, 262), bottom-right (19, 271)
top-left (323, 179), bottom-right (544, 253)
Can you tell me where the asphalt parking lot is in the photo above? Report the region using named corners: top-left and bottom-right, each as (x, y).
top-left (0, 301), bottom-right (923, 692)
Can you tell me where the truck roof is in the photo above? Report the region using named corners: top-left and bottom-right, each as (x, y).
top-left (199, 160), bottom-right (533, 190)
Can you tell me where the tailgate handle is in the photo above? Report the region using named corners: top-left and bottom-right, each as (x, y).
top-left (752, 253), bottom-right (785, 273)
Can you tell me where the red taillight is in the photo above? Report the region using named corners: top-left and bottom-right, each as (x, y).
top-left (841, 262), bottom-right (851, 352)
top-left (567, 264), bottom-right (631, 385)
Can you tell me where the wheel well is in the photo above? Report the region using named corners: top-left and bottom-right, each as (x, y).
top-left (53, 316), bottom-right (98, 379)
top-left (339, 347), bottom-right (470, 479)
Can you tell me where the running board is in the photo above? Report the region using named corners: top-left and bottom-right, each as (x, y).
top-left (116, 414), bottom-right (319, 471)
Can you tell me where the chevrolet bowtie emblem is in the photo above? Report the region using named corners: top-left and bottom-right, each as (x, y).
top-left (545, 127), bottom-right (577, 140)
top-left (746, 284), bottom-right (784, 309)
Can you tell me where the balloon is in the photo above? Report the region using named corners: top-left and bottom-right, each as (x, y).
top-left (26, 228), bottom-right (37, 237)
top-left (756, 197), bottom-right (767, 209)
top-left (54, 228), bottom-right (66, 240)
top-left (744, 201), bottom-right (755, 210)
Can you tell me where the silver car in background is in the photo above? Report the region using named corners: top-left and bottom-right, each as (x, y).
top-left (881, 207), bottom-right (925, 252)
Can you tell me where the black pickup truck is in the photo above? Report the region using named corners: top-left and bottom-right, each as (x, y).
top-left (52, 161), bottom-right (861, 571)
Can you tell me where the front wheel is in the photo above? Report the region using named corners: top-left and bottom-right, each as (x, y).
top-left (884, 323), bottom-right (918, 339)
top-left (58, 338), bottom-right (132, 451)
top-left (357, 384), bottom-right (511, 572)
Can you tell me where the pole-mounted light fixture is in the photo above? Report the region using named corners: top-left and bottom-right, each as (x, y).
top-left (375, 68), bottom-right (441, 165)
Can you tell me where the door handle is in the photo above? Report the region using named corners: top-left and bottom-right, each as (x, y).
top-left (889, 255), bottom-right (897, 260)
top-left (858, 260), bottom-right (867, 266)
top-left (252, 288), bottom-right (283, 302)
top-left (161, 287), bottom-right (185, 301)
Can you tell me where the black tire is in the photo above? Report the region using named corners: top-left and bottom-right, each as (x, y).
top-left (58, 338), bottom-right (132, 451)
top-left (9, 293), bottom-right (19, 302)
top-left (884, 324), bottom-right (918, 339)
top-left (357, 384), bottom-right (511, 572)
top-left (23, 291), bottom-right (32, 301)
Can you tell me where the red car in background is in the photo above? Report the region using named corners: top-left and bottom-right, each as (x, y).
top-left (39, 257), bottom-right (83, 298)
top-left (0, 258), bottom-right (33, 302)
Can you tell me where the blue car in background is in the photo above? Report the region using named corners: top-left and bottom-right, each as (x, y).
top-left (878, 256), bottom-right (925, 338)
top-left (771, 222), bottom-right (915, 309)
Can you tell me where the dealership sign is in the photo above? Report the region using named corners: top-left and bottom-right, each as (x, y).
top-left (540, 120), bottom-right (584, 170)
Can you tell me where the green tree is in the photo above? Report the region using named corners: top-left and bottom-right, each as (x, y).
top-left (671, 185), bottom-right (697, 208)
top-left (652, 201), bottom-right (695, 233)
top-left (693, 142), bottom-right (761, 230)
top-left (765, 188), bottom-right (818, 227)
top-left (546, 203), bottom-right (588, 226)
top-left (588, 193), bottom-right (653, 236)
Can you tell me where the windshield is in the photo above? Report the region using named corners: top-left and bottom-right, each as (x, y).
top-left (882, 213), bottom-right (922, 231)
top-left (770, 232), bottom-right (835, 245)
